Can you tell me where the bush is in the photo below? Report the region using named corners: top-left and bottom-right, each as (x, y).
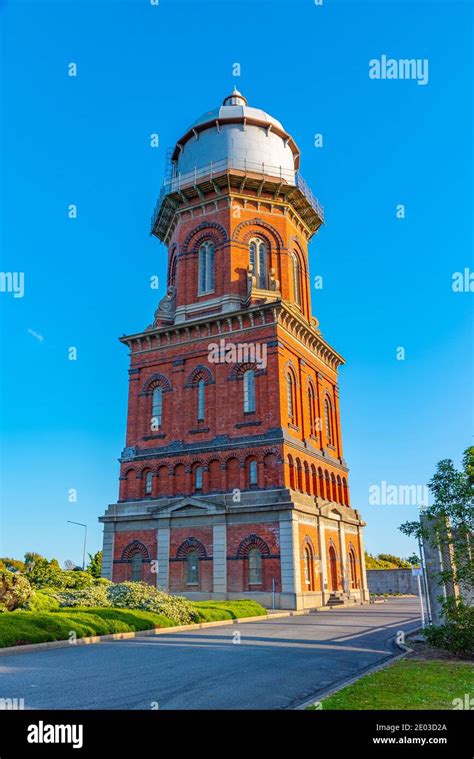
top-left (0, 571), bottom-right (32, 612)
top-left (52, 585), bottom-right (111, 608)
top-left (107, 582), bottom-right (198, 625)
top-left (424, 599), bottom-right (474, 656)
top-left (22, 591), bottom-right (60, 612)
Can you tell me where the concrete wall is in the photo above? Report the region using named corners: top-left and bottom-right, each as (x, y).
top-left (367, 568), bottom-right (418, 595)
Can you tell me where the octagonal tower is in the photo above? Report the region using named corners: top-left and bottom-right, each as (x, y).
top-left (99, 89), bottom-right (369, 610)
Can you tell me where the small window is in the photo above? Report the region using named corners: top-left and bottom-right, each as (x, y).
top-left (197, 379), bottom-right (205, 421)
top-left (198, 240), bottom-right (215, 294)
top-left (249, 238), bottom-right (267, 289)
top-left (186, 551), bottom-right (199, 585)
top-left (287, 372), bottom-right (296, 422)
top-left (308, 384), bottom-right (316, 436)
top-left (248, 548), bottom-right (262, 585)
top-left (195, 466), bottom-right (203, 491)
top-left (130, 553), bottom-right (143, 582)
top-left (151, 387), bottom-right (162, 429)
top-left (145, 471), bottom-right (153, 496)
top-left (243, 369), bottom-right (255, 413)
top-left (249, 459), bottom-right (258, 486)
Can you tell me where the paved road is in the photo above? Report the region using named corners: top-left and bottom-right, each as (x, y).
top-left (0, 598), bottom-right (420, 710)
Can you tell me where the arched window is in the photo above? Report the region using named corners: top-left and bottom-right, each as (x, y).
top-left (291, 252), bottom-right (301, 306)
top-left (248, 548), bottom-right (262, 585)
top-left (168, 251), bottom-right (177, 287)
top-left (286, 370), bottom-right (297, 424)
top-left (130, 553), bottom-right (143, 582)
top-left (151, 386), bottom-right (163, 429)
top-left (186, 551), bottom-right (199, 585)
top-left (304, 545), bottom-right (315, 590)
top-left (243, 369), bottom-right (255, 413)
top-left (324, 397), bottom-right (333, 445)
top-left (308, 383), bottom-right (317, 437)
top-left (349, 548), bottom-right (357, 589)
top-left (249, 238), bottom-right (267, 289)
top-left (198, 240), bottom-right (215, 294)
top-left (144, 471), bottom-right (153, 496)
top-left (194, 465), bottom-right (203, 491)
top-left (249, 459), bottom-right (258, 486)
top-left (197, 379), bottom-right (205, 421)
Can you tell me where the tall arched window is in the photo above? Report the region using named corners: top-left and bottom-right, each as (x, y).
top-left (349, 548), bottom-right (357, 589)
top-left (291, 252), bottom-right (301, 306)
top-left (248, 548), bottom-right (262, 585)
top-left (144, 471), bottom-right (153, 496)
top-left (168, 251), bottom-right (177, 287)
top-left (249, 459), bottom-right (258, 486)
top-left (186, 551), bottom-right (199, 585)
top-left (308, 383), bottom-right (317, 437)
top-left (198, 240), bottom-right (215, 294)
top-left (194, 465), bottom-right (203, 491)
top-left (304, 545), bottom-right (315, 590)
top-left (287, 371), bottom-right (297, 424)
top-left (249, 238), bottom-right (267, 289)
top-left (243, 369), bottom-right (255, 413)
top-left (151, 386), bottom-right (163, 429)
top-left (197, 379), bottom-right (205, 421)
top-left (324, 397), bottom-right (333, 445)
top-left (130, 553), bottom-right (143, 582)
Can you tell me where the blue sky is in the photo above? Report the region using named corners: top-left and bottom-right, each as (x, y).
top-left (0, 0), bottom-right (472, 567)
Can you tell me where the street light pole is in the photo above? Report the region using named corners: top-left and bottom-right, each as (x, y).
top-left (67, 521), bottom-right (87, 570)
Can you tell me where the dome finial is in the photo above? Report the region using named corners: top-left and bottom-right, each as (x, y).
top-left (223, 88), bottom-right (248, 107)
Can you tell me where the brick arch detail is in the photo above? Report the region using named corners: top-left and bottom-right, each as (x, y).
top-left (185, 364), bottom-right (214, 387)
top-left (176, 537), bottom-right (207, 560)
top-left (236, 534), bottom-right (271, 558)
top-left (142, 373), bottom-right (172, 393)
top-left (232, 218), bottom-right (284, 249)
top-left (181, 222), bottom-right (228, 255)
top-left (121, 541), bottom-right (150, 561)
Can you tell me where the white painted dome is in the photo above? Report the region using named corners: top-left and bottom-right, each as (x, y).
top-left (172, 89), bottom-right (299, 184)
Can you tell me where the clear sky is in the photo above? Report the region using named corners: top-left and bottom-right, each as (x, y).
top-left (0, 0), bottom-right (472, 567)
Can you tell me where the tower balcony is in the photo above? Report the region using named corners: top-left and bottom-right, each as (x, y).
top-left (151, 158), bottom-right (324, 243)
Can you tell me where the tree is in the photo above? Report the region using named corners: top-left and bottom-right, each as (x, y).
top-left (0, 557), bottom-right (25, 573)
top-left (400, 446), bottom-right (474, 591)
top-left (24, 552), bottom-right (44, 572)
top-left (377, 553), bottom-right (411, 569)
top-left (86, 550), bottom-right (102, 579)
top-left (63, 560), bottom-right (75, 571)
top-left (406, 553), bottom-right (420, 567)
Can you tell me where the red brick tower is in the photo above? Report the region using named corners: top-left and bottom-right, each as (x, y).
top-left (99, 89), bottom-right (369, 609)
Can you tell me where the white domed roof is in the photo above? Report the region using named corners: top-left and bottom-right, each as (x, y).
top-left (173, 89), bottom-right (299, 184)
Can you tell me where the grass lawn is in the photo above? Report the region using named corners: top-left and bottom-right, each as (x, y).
top-left (0, 600), bottom-right (267, 649)
top-left (307, 659), bottom-right (474, 710)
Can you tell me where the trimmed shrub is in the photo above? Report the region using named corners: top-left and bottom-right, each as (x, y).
top-left (23, 591), bottom-right (60, 612)
top-left (53, 585), bottom-right (111, 608)
top-left (107, 582), bottom-right (198, 625)
top-left (0, 571), bottom-right (32, 612)
top-left (424, 599), bottom-right (474, 656)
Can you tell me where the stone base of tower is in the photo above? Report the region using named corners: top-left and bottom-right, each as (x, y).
top-left (100, 488), bottom-right (369, 611)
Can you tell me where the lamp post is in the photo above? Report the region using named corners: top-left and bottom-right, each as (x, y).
top-left (67, 521), bottom-right (87, 570)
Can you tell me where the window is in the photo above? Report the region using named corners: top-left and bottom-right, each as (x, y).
top-left (249, 459), bottom-right (258, 486)
top-left (197, 379), bottom-right (205, 421)
top-left (304, 547), bottom-right (311, 587)
top-left (151, 387), bottom-right (162, 429)
top-left (186, 551), bottom-right (199, 585)
top-left (349, 549), bottom-right (357, 589)
top-left (198, 240), bottom-right (215, 294)
top-left (243, 369), bottom-right (255, 413)
top-left (287, 371), bottom-right (297, 423)
top-left (130, 553), bottom-right (143, 582)
top-left (324, 397), bottom-right (333, 445)
top-left (194, 465), bottom-right (203, 491)
top-left (308, 383), bottom-right (316, 436)
top-left (291, 252), bottom-right (301, 306)
top-left (249, 238), bottom-right (267, 289)
top-left (145, 471), bottom-right (153, 496)
top-left (248, 548), bottom-right (262, 584)
top-left (168, 252), bottom-right (177, 287)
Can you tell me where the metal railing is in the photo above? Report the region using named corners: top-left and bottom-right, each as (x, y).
top-left (151, 157), bottom-right (324, 230)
